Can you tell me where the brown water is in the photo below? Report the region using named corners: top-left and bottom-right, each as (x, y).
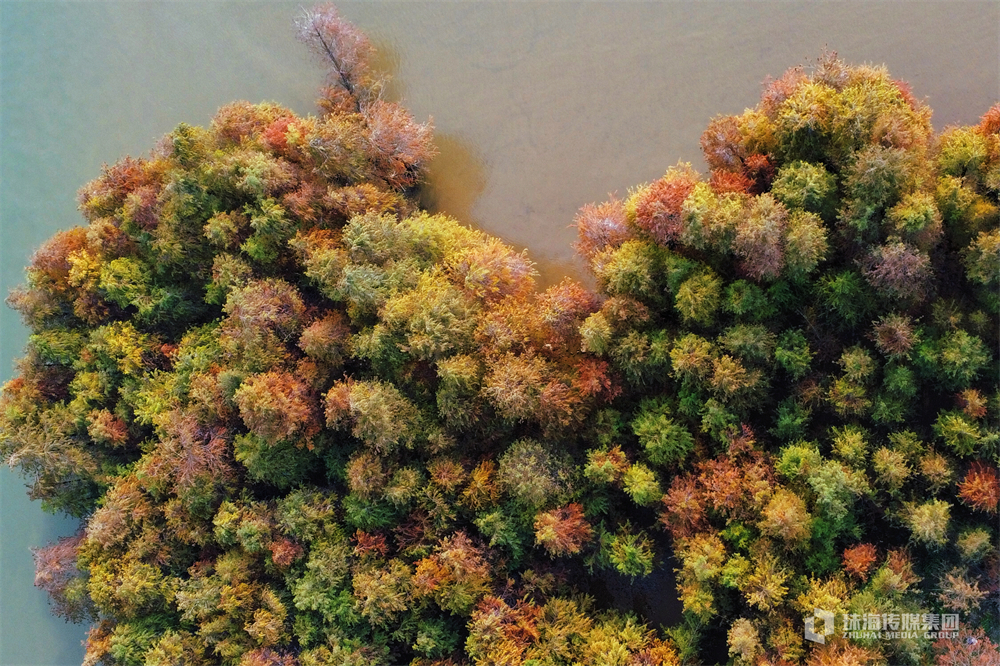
top-left (2, 2), bottom-right (997, 663)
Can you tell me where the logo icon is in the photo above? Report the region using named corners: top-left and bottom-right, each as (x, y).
top-left (804, 609), bottom-right (835, 644)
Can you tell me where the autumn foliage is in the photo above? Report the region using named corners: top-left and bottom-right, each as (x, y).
top-left (2, 10), bottom-right (998, 666)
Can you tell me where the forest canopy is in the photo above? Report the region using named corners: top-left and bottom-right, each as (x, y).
top-left (2, 5), bottom-right (998, 666)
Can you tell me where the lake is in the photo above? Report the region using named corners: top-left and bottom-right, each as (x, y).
top-left (1, 2), bottom-right (997, 663)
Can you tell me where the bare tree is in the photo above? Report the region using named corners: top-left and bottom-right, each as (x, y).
top-left (296, 3), bottom-right (377, 105)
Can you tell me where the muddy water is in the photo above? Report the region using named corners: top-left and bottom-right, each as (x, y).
top-left (2, 2), bottom-right (997, 663)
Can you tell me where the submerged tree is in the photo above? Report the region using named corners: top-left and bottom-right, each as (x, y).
top-left (2, 7), bottom-right (998, 666)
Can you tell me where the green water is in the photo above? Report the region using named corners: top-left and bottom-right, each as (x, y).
top-left (1, 2), bottom-right (996, 664)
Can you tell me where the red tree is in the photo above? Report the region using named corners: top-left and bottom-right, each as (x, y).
top-left (32, 532), bottom-right (94, 622)
top-left (574, 196), bottom-right (631, 260)
top-left (842, 543), bottom-right (878, 581)
top-left (295, 3), bottom-right (375, 103)
top-left (632, 168), bottom-right (699, 245)
top-left (534, 503), bottom-right (593, 556)
top-left (934, 628), bottom-right (1000, 666)
top-left (958, 463), bottom-right (1000, 514)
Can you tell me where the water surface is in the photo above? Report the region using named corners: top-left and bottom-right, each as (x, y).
top-left (2, 3), bottom-right (997, 664)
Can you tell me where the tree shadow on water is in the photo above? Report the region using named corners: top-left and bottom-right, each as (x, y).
top-left (418, 132), bottom-right (488, 230)
top-left (587, 560), bottom-right (684, 630)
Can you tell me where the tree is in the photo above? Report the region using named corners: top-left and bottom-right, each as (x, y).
top-left (296, 3), bottom-right (378, 104)
top-left (32, 532), bottom-right (95, 622)
top-left (533, 503), bottom-right (593, 557)
top-left (412, 532), bottom-right (492, 614)
top-left (958, 463), bottom-right (1000, 514)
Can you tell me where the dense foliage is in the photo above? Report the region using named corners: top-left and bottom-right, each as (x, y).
top-left (573, 54), bottom-right (1000, 665)
top-left (2, 6), bottom-right (998, 665)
